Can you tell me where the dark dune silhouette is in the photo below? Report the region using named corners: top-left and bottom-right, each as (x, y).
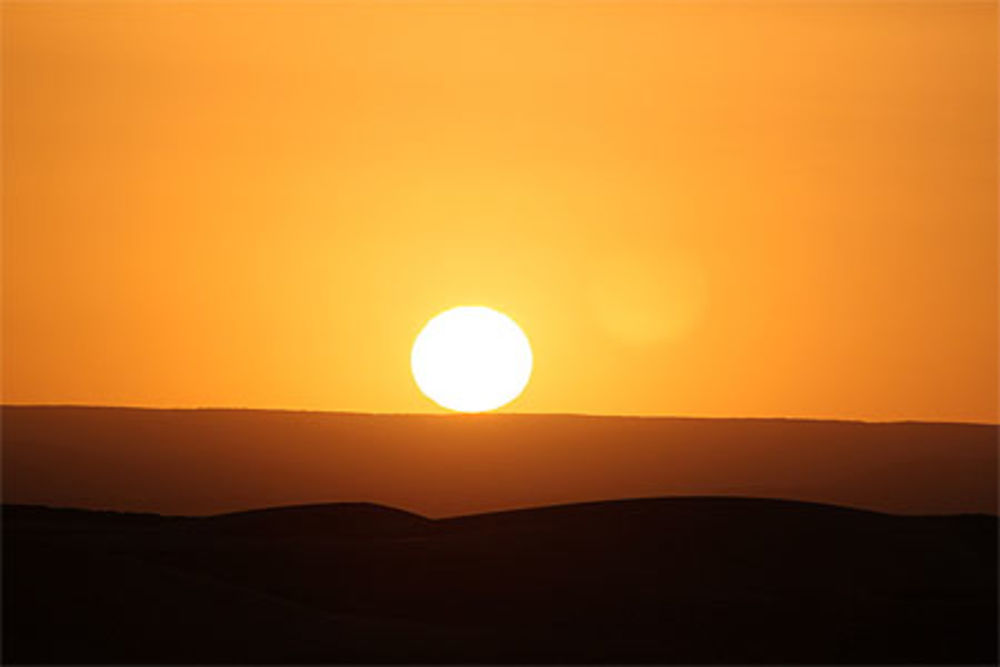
top-left (4, 497), bottom-right (996, 664)
top-left (202, 502), bottom-right (434, 539)
top-left (3, 405), bottom-right (996, 516)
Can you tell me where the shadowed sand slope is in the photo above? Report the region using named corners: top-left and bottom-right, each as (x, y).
top-left (4, 497), bottom-right (997, 664)
top-left (2, 405), bottom-right (996, 516)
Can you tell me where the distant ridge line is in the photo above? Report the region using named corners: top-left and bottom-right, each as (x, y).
top-left (2, 403), bottom-right (996, 427)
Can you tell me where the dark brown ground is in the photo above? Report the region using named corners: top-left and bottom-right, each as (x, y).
top-left (3, 406), bottom-right (997, 517)
top-left (4, 497), bottom-right (997, 664)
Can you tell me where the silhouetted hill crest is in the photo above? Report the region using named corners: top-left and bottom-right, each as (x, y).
top-left (4, 495), bottom-right (997, 663)
top-left (202, 502), bottom-right (432, 538)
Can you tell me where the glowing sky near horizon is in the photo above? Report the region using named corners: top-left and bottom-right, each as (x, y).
top-left (2, 1), bottom-right (996, 422)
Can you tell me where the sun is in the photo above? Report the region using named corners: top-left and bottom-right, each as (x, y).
top-left (411, 306), bottom-right (533, 413)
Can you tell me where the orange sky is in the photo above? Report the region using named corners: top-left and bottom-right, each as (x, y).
top-left (2, 1), bottom-right (997, 422)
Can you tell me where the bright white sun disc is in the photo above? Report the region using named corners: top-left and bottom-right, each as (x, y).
top-left (411, 306), bottom-right (533, 412)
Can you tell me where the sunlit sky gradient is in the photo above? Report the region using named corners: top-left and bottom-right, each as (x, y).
top-left (3, 1), bottom-right (996, 422)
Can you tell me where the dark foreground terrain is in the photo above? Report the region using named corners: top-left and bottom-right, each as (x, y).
top-left (4, 497), bottom-right (997, 664)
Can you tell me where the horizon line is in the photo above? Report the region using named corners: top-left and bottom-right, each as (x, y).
top-left (2, 401), bottom-right (996, 427)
